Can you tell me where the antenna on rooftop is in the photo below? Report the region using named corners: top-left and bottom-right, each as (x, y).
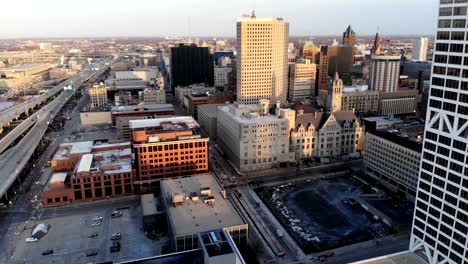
top-left (187, 16), bottom-right (192, 43)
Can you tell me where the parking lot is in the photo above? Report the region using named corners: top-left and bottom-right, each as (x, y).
top-left (256, 176), bottom-right (395, 254)
top-left (10, 198), bottom-right (161, 264)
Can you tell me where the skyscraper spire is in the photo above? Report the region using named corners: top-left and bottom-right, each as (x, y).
top-left (342, 25), bottom-right (356, 45)
top-left (371, 32), bottom-right (383, 55)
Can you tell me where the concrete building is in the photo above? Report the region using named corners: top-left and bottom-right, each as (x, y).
top-left (88, 83), bottom-right (108, 108)
top-left (316, 46), bottom-right (330, 95)
top-left (115, 68), bottom-right (158, 82)
top-left (288, 60), bottom-right (316, 102)
top-left (379, 89), bottom-right (418, 115)
top-left (111, 103), bottom-right (175, 126)
top-left (342, 85), bottom-right (380, 113)
top-left (409, 1), bottom-right (468, 263)
top-left (116, 116), bottom-right (155, 140)
top-left (161, 173), bottom-right (248, 252)
top-left (143, 88), bottom-right (166, 104)
top-left (364, 126), bottom-right (423, 201)
top-left (39, 43), bottom-right (52, 51)
top-left (184, 93), bottom-right (232, 120)
top-left (175, 84), bottom-right (216, 104)
top-left (237, 12), bottom-right (289, 104)
top-left (412, 37), bottom-right (429, 61)
top-left (301, 41), bottom-right (319, 61)
top-left (0, 63), bottom-right (53, 89)
top-left (42, 141), bottom-right (135, 207)
top-left (214, 66), bottom-right (232, 89)
top-left (369, 55), bottom-right (401, 93)
top-left (130, 117), bottom-right (209, 191)
top-left (217, 101), bottom-right (294, 173)
top-left (198, 104), bottom-right (223, 139)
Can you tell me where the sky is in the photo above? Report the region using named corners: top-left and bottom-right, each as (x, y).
top-left (0, 0), bottom-right (438, 39)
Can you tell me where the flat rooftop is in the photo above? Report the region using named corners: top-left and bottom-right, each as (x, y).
top-left (368, 129), bottom-right (422, 152)
top-left (74, 147), bottom-right (132, 175)
top-left (129, 116), bottom-right (199, 130)
top-left (53, 141), bottom-right (94, 161)
top-left (198, 104), bottom-right (223, 118)
top-left (1, 63), bottom-right (50, 72)
top-left (111, 104), bottom-right (174, 113)
top-left (351, 250), bottom-right (427, 264)
top-left (162, 174), bottom-right (245, 237)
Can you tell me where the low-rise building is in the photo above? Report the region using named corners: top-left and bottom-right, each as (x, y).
top-left (130, 117), bottom-right (209, 191)
top-left (217, 101), bottom-right (295, 173)
top-left (364, 124), bottom-right (423, 201)
top-left (88, 83), bottom-right (108, 108)
top-left (175, 84), bottom-right (216, 104)
top-left (111, 103), bottom-right (175, 126)
top-left (342, 85), bottom-right (379, 113)
top-left (379, 88), bottom-right (418, 115)
top-left (143, 88), bottom-right (166, 104)
top-left (42, 141), bottom-right (135, 207)
top-left (161, 173), bottom-right (248, 252)
top-left (198, 104), bottom-right (223, 139)
top-left (185, 93), bottom-right (232, 119)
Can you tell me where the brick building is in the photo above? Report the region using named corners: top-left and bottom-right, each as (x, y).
top-left (130, 117), bottom-right (209, 192)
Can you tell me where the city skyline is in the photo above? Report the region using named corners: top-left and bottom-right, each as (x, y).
top-left (0, 0), bottom-right (437, 39)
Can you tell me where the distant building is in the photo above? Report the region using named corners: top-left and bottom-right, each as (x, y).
top-left (110, 103), bottom-right (175, 126)
top-left (185, 93), bottom-right (232, 119)
top-left (39, 42), bottom-right (52, 51)
top-left (88, 83), bottom-right (108, 108)
top-left (341, 85), bottom-right (380, 113)
top-left (175, 84), bottom-right (216, 104)
top-left (288, 60), bottom-right (316, 102)
top-left (302, 41), bottom-right (319, 61)
top-left (217, 101), bottom-right (294, 173)
top-left (42, 141), bottom-right (135, 207)
top-left (331, 73), bottom-right (343, 112)
top-left (214, 51), bottom-right (235, 65)
top-left (161, 173), bottom-right (248, 252)
top-left (412, 37), bottom-right (428, 61)
top-left (237, 12), bottom-right (289, 104)
top-left (342, 25), bottom-right (356, 45)
top-left (327, 45), bottom-right (356, 76)
top-left (369, 55), bottom-right (401, 93)
top-left (364, 125), bottom-right (423, 201)
top-left (0, 63), bottom-right (52, 89)
top-left (143, 88), bottom-right (166, 104)
top-left (130, 117), bottom-right (209, 191)
top-left (114, 68), bottom-right (158, 82)
top-left (170, 44), bottom-right (214, 94)
top-left (214, 66), bottom-right (232, 89)
top-left (316, 46), bottom-right (330, 95)
top-left (379, 89), bottom-right (418, 115)
top-left (198, 104), bottom-right (223, 139)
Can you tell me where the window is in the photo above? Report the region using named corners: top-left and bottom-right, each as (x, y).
top-left (433, 66), bottom-right (446, 75)
top-left (451, 32), bottom-right (465, 41)
top-left (436, 43), bottom-right (449, 52)
top-left (447, 67), bottom-right (460, 76)
top-left (452, 19), bottom-right (466, 28)
top-left (435, 55), bottom-right (447, 63)
top-left (439, 7), bottom-right (452, 16)
top-left (453, 6), bottom-right (467, 16)
top-left (437, 31), bottom-right (450, 40)
top-left (449, 55), bottom-right (462, 65)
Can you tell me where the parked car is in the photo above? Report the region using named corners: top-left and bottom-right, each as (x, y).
top-left (111, 211), bottom-right (122, 218)
top-left (91, 216), bottom-right (103, 221)
top-left (88, 233), bottom-right (98, 238)
top-left (42, 249), bottom-right (53, 255)
top-left (85, 250), bottom-right (98, 257)
top-left (110, 241), bottom-right (121, 252)
top-left (26, 237), bottom-right (38, 243)
top-left (111, 232), bottom-right (121, 240)
top-left (91, 221), bottom-right (101, 227)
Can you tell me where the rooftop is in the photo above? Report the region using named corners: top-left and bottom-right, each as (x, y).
top-left (1, 63), bottom-right (50, 72)
top-left (111, 104), bottom-right (174, 113)
top-left (74, 147), bottom-right (133, 175)
top-left (368, 128), bottom-right (423, 153)
top-left (350, 250), bottom-right (426, 264)
top-left (129, 116), bottom-right (199, 130)
top-left (162, 174), bottom-right (245, 237)
top-left (198, 104), bottom-right (223, 118)
top-left (53, 141), bottom-right (94, 161)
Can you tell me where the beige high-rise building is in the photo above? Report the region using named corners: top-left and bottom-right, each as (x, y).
top-left (236, 11), bottom-right (289, 105)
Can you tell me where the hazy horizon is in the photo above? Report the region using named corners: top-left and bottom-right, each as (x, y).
top-left (0, 0), bottom-right (438, 39)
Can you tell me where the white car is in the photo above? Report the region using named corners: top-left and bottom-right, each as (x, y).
top-left (26, 237), bottom-right (38, 243)
top-left (91, 216), bottom-right (103, 221)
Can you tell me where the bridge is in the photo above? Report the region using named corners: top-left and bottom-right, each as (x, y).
top-left (0, 58), bottom-right (115, 202)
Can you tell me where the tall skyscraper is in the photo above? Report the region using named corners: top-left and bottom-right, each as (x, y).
top-left (170, 44), bottom-right (214, 94)
top-left (315, 46), bottom-right (330, 95)
top-left (342, 25), bottom-right (356, 45)
top-left (368, 55), bottom-right (401, 93)
top-left (412, 37), bottom-right (429, 61)
top-left (236, 11), bottom-right (289, 105)
top-left (288, 60), bottom-right (316, 102)
top-left (409, 1), bottom-right (468, 263)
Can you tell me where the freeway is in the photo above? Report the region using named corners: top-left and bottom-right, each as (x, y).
top-left (0, 58), bottom-right (114, 200)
